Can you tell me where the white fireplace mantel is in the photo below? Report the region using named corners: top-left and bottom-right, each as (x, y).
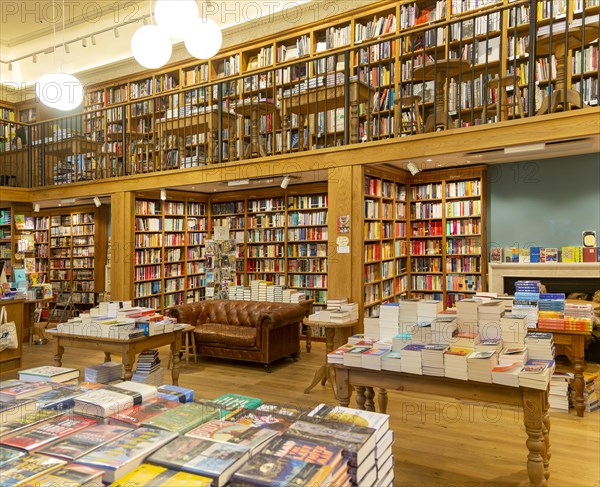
top-left (488, 263), bottom-right (600, 294)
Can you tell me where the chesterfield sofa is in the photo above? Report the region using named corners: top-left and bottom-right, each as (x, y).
top-left (168, 300), bottom-right (307, 371)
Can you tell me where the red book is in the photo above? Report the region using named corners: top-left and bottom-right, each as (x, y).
top-left (583, 248), bottom-right (597, 262)
top-left (109, 398), bottom-right (182, 427)
top-left (1, 415), bottom-right (97, 451)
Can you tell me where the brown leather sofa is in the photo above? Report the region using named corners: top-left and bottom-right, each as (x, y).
top-left (169, 300), bottom-right (306, 371)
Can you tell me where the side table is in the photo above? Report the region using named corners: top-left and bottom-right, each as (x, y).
top-left (303, 318), bottom-right (357, 395)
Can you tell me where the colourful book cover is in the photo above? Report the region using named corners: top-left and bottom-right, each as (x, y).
top-left (0, 409), bottom-right (65, 437)
top-left (1, 415), bottom-right (97, 451)
top-left (108, 463), bottom-right (213, 487)
top-left (0, 445), bottom-right (25, 468)
top-left (307, 403), bottom-right (390, 441)
top-left (185, 419), bottom-right (278, 453)
top-left (489, 247), bottom-right (503, 263)
top-left (0, 453), bottom-right (66, 486)
top-left (38, 423), bottom-right (133, 460)
top-left (223, 409), bottom-right (297, 433)
top-left (530, 247), bottom-right (541, 263)
top-left (110, 398), bottom-right (181, 426)
top-left (212, 393), bottom-right (262, 410)
top-left (0, 382), bottom-right (53, 402)
top-left (14, 214), bottom-right (26, 230)
top-left (261, 435), bottom-right (344, 468)
top-left (157, 385), bottom-right (194, 403)
top-left (34, 384), bottom-right (87, 411)
top-left (24, 463), bottom-right (104, 487)
top-left (141, 402), bottom-right (220, 434)
top-left (19, 366), bottom-right (80, 383)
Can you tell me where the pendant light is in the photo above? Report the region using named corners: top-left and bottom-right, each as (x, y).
top-left (36, 0), bottom-right (83, 111)
top-left (131, 25), bottom-right (172, 69)
top-left (184, 17), bottom-right (222, 60)
top-left (154, 0), bottom-right (199, 41)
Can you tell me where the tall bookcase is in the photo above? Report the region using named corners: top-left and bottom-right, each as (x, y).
top-left (133, 193), bottom-right (209, 312)
top-left (362, 167), bottom-right (409, 318)
top-left (408, 165), bottom-right (487, 308)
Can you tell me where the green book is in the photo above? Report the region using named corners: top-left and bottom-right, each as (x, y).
top-left (212, 393), bottom-right (262, 410)
top-left (141, 402), bottom-right (220, 434)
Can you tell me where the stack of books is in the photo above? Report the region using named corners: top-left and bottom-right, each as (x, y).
top-left (478, 300), bottom-right (504, 340)
top-left (444, 348), bottom-right (471, 380)
top-left (421, 344), bottom-right (448, 376)
top-left (411, 323), bottom-right (432, 344)
top-left (491, 361), bottom-right (523, 387)
top-left (499, 313), bottom-right (528, 347)
top-left (343, 346), bottom-right (372, 367)
top-left (391, 332), bottom-right (412, 351)
top-left (518, 359), bottom-right (556, 390)
top-left (498, 346), bottom-right (528, 367)
top-left (549, 372), bottom-right (572, 412)
top-left (84, 362), bottom-right (122, 383)
top-left (513, 281), bottom-right (541, 328)
top-left (400, 344), bottom-right (425, 375)
top-left (466, 351), bottom-right (498, 383)
top-left (455, 298), bottom-right (480, 332)
top-left (379, 302), bottom-right (400, 341)
top-left (431, 317), bottom-right (458, 344)
top-left (475, 338), bottom-right (504, 354)
top-left (157, 385), bottom-right (195, 403)
top-left (18, 366), bottom-right (80, 384)
top-left (399, 299), bottom-right (419, 330)
top-left (417, 300), bottom-right (443, 326)
top-left (537, 293), bottom-right (565, 329)
top-left (132, 350), bottom-right (164, 386)
top-left (576, 372), bottom-right (599, 412)
top-left (361, 345), bottom-right (391, 371)
top-left (524, 332), bottom-right (555, 360)
top-left (363, 317), bottom-right (380, 340)
top-left (381, 351), bottom-right (402, 372)
top-left (564, 301), bottom-right (595, 332)
top-left (327, 343), bottom-right (355, 364)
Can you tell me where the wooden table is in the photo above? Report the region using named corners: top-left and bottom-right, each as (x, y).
top-left (333, 365), bottom-right (550, 487)
top-left (234, 101), bottom-right (278, 158)
top-left (46, 328), bottom-right (184, 385)
top-left (412, 59), bottom-right (471, 132)
top-left (23, 297), bottom-right (52, 345)
top-left (536, 327), bottom-right (591, 417)
top-left (302, 318), bottom-right (357, 395)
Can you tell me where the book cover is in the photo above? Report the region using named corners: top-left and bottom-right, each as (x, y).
top-left (230, 453), bottom-right (331, 487)
top-left (518, 247), bottom-right (530, 263)
top-left (0, 382), bottom-right (53, 402)
top-left (141, 401), bottom-right (220, 434)
top-left (148, 436), bottom-right (250, 485)
top-left (14, 214), bottom-right (26, 230)
top-left (108, 463), bottom-right (213, 487)
top-left (109, 381), bottom-right (157, 403)
top-left (1, 414), bottom-right (97, 451)
top-left (543, 248), bottom-right (558, 262)
top-left (307, 403), bottom-right (390, 441)
top-left (33, 384), bottom-right (87, 411)
top-left (0, 445), bottom-right (25, 468)
top-left (76, 427), bottom-right (178, 483)
top-left (0, 454), bottom-right (66, 486)
top-left (223, 409), bottom-right (297, 433)
top-left (261, 435), bottom-right (344, 468)
top-left (186, 419), bottom-right (278, 453)
top-left (26, 463), bottom-right (104, 487)
top-left (489, 247), bottom-right (503, 263)
top-left (0, 398), bottom-right (37, 415)
top-left (530, 247), bottom-right (541, 263)
top-left (74, 389), bottom-right (134, 418)
top-left (157, 384), bottom-right (194, 403)
top-left (0, 409), bottom-right (65, 437)
top-left (38, 423), bottom-right (133, 460)
top-left (212, 393), bottom-right (262, 410)
top-left (110, 398), bottom-right (181, 426)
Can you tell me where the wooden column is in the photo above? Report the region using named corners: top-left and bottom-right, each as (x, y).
top-left (110, 192), bottom-right (135, 301)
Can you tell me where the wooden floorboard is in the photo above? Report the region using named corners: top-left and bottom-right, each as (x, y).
top-left (2, 339), bottom-right (599, 486)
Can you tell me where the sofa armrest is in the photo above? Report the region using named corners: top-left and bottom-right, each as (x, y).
top-left (169, 303), bottom-right (202, 327)
top-left (263, 305), bottom-right (306, 331)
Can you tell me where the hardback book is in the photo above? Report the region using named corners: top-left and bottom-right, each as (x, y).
top-left (185, 419), bottom-right (278, 454)
top-left (0, 453), bottom-right (67, 486)
top-left (0, 445), bottom-right (26, 468)
top-left (261, 435), bottom-right (344, 470)
top-left (1, 414), bottom-right (97, 451)
top-left (18, 366), bottom-right (80, 383)
top-left (141, 401), bottom-right (220, 434)
top-left (75, 427), bottom-right (178, 483)
top-left (33, 384), bottom-right (87, 411)
top-left (542, 247), bottom-right (558, 262)
top-left (518, 247), bottom-right (531, 263)
top-left (212, 393), bottom-right (262, 410)
top-left (24, 463), bottom-right (104, 487)
top-left (107, 463), bottom-right (213, 486)
top-left (254, 402), bottom-right (308, 419)
top-left (0, 381), bottom-right (53, 402)
top-left (229, 453), bottom-right (332, 487)
top-left (489, 247), bottom-right (503, 263)
top-left (105, 381), bottom-right (157, 404)
top-left (38, 423), bottom-right (133, 460)
top-left (74, 389), bottom-right (134, 418)
top-left (0, 398), bottom-right (37, 415)
top-left (223, 408), bottom-right (298, 433)
top-left (109, 397), bottom-right (181, 427)
top-left (157, 384), bottom-right (194, 403)
top-left (285, 417), bottom-right (376, 466)
top-left (148, 436), bottom-right (250, 487)
top-left (307, 403), bottom-right (390, 442)
top-left (0, 408), bottom-right (65, 437)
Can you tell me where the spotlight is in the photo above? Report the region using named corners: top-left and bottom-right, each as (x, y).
top-left (64, 43), bottom-right (70, 54)
top-left (114, 28), bottom-right (120, 38)
top-left (160, 188), bottom-right (167, 201)
top-left (8, 62), bottom-right (12, 71)
top-left (34, 203), bottom-right (40, 213)
top-left (280, 175), bottom-right (290, 189)
top-left (82, 38), bottom-right (87, 47)
top-left (93, 196), bottom-right (101, 207)
top-left (33, 54), bottom-right (37, 63)
top-left (407, 162), bottom-right (420, 176)
top-left (91, 34), bottom-right (96, 46)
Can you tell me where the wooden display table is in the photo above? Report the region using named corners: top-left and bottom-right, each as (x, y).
top-left (333, 365), bottom-right (550, 487)
top-left (302, 318), bottom-right (357, 395)
top-left (46, 328), bottom-right (184, 385)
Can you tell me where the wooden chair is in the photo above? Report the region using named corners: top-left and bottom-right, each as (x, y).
top-left (486, 75), bottom-right (526, 122)
top-left (395, 95), bottom-right (423, 136)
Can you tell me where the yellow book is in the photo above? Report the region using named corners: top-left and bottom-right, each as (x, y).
top-left (109, 463), bottom-right (212, 486)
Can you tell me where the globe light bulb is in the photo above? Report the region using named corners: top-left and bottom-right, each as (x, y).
top-left (131, 25), bottom-right (172, 69)
top-left (184, 17), bottom-right (223, 60)
top-left (155, 0), bottom-right (199, 41)
top-left (36, 73), bottom-right (84, 111)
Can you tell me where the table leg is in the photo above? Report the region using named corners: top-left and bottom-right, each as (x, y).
top-left (378, 388), bottom-right (388, 414)
top-left (53, 342), bottom-right (64, 367)
top-left (364, 387), bottom-right (375, 411)
top-left (171, 335), bottom-right (181, 386)
top-left (304, 365), bottom-right (327, 394)
top-left (122, 348), bottom-right (135, 381)
top-left (104, 352), bottom-right (112, 363)
top-left (305, 325), bottom-right (312, 353)
top-left (334, 366), bottom-right (351, 407)
top-left (522, 389), bottom-right (547, 487)
top-left (355, 386), bottom-right (366, 410)
top-left (542, 392), bottom-right (551, 484)
top-left (328, 366), bottom-right (337, 399)
top-left (572, 335), bottom-right (586, 417)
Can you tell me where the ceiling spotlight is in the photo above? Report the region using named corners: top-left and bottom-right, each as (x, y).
top-left (280, 175), bottom-right (291, 189)
top-left (160, 188), bottom-right (167, 201)
top-left (34, 203), bottom-right (40, 213)
top-left (33, 54), bottom-right (37, 63)
top-left (93, 196), bottom-right (101, 207)
top-left (82, 38), bottom-right (87, 47)
top-left (407, 162), bottom-right (421, 176)
top-left (64, 43), bottom-right (70, 54)
top-left (114, 28), bottom-right (120, 38)
top-left (91, 34), bottom-right (96, 46)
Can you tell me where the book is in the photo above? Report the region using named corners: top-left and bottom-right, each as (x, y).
top-left (0, 445), bottom-right (25, 468)
top-left (1, 414), bottom-right (97, 451)
top-left (223, 408), bottom-right (298, 433)
top-left (38, 423), bottom-right (133, 460)
top-left (0, 382), bottom-right (53, 402)
top-left (18, 366), bottom-right (80, 383)
top-left (109, 397), bottom-right (181, 427)
top-left (141, 401), bottom-right (220, 434)
top-left (261, 435), bottom-right (344, 469)
top-left (107, 463), bottom-right (213, 486)
top-left (24, 463), bottom-right (105, 487)
top-left (212, 393), bottom-right (262, 410)
top-left (73, 389), bottom-right (134, 418)
top-left (0, 409), bottom-right (65, 437)
top-left (108, 381), bottom-right (157, 404)
top-left (148, 436), bottom-right (250, 487)
top-left (33, 384), bottom-right (87, 411)
top-left (489, 247), bottom-right (503, 263)
top-left (229, 453), bottom-right (332, 487)
top-left (185, 419), bottom-right (278, 454)
top-left (0, 453), bottom-right (67, 486)
top-left (307, 403), bottom-right (390, 442)
top-left (76, 427), bottom-right (178, 483)
top-left (157, 384), bottom-right (194, 403)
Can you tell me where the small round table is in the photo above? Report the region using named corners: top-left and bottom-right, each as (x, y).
top-left (302, 318), bottom-right (357, 395)
top-left (234, 101), bottom-right (277, 158)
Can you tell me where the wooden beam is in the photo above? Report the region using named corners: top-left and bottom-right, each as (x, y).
top-left (110, 192), bottom-right (135, 301)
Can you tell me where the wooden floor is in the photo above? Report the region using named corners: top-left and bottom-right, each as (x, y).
top-left (2, 339), bottom-right (599, 487)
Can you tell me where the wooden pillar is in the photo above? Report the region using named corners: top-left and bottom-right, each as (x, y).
top-left (110, 191), bottom-right (135, 301)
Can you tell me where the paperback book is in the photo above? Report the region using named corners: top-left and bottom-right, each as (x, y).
top-left (0, 453), bottom-right (67, 486)
top-left (109, 397), bottom-right (181, 427)
top-left (141, 401), bottom-right (220, 434)
top-left (185, 419), bottom-right (278, 454)
top-left (108, 463), bottom-right (213, 487)
top-left (18, 366), bottom-right (80, 383)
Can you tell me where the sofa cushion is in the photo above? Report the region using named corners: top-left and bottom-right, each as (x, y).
top-left (194, 322), bottom-right (257, 348)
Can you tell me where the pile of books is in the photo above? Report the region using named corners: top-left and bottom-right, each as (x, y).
top-left (308, 298), bottom-right (359, 324)
top-left (84, 362), bottom-right (122, 383)
top-left (537, 293), bottom-right (566, 329)
top-left (379, 302), bottom-right (400, 341)
top-left (549, 372), bottom-right (572, 412)
top-left (132, 350), bottom-right (164, 386)
top-left (512, 281), bottom-right (541, 328)
top-left (524, 332), bottom-right (555, 360)
top-left (564, 301), bottom-right (595, 332)
top-left (0, 378), bottom-right (395, 487)
top-left (575, 372), bottom-right (599, 413)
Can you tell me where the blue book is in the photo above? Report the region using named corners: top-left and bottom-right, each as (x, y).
top-left (530, 247), bottom-right (541, 263)
top-left (157, 385), bottom-right (194, 403)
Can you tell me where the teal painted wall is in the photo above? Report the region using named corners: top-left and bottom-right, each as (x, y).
top-left (487, 154), bottom-right (600, 248)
